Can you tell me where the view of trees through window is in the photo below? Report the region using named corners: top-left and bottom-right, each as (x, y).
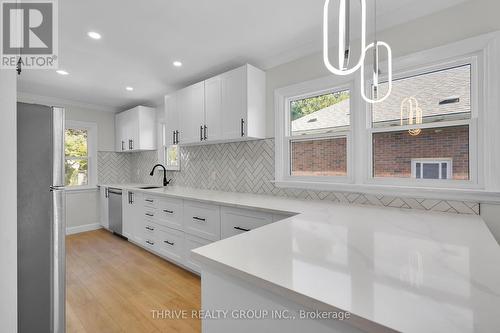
top-left (65, 128), bottom-right (89, 186)
top-left (291, 90), bottom-right (349, 121)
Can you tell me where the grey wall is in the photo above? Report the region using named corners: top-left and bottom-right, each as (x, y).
top-left (265, 0), bottom-right (500, 137)
top-left (0, 70), bottom-right (18, 333)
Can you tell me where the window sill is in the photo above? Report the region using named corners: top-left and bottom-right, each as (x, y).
top-left (272, 180), bottom-right (500, 203)
top-left (65, 186), bottom-right (98, 193)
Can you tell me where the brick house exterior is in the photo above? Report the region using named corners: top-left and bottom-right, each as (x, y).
top-left (372, 126), bottom-right (469, 180)
top-left (291, 138), bottom-right (347, 176)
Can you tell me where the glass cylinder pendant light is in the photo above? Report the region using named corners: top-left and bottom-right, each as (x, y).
top-left (400, 97), bottom-right (423, 136)
top-left (323, 0), bottom-right (367, 76)
top-left (360, 0), bottom-right (392, 103)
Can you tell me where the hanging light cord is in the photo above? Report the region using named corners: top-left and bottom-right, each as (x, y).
top-left (372, 0), bottom-right (379, 99)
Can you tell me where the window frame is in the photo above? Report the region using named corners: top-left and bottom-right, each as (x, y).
top-left (365, 56), bottom-right (480, 189)
top-left (65, 120), bottom-right (98, 190)
top-left (274, 32), bottom-right (500, 202)
top-left (276, 77), bottom-right (355, 185)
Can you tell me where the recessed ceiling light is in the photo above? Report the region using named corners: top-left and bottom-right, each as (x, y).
top-left (125, 86), bottom-right (134, 91)
top-left (87, 31), bottom-right (102, 40)
top-left (56, 70), bottom-right (69, 75)
top-left (173, 61), bottom-right (183, 67)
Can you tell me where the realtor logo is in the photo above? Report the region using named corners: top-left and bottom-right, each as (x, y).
top-left (1, 0), bottom-right (58, 69)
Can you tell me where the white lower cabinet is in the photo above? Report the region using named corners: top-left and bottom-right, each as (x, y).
top-left (123, 190), bottom-right (143, 240)
top-left (221, 206), bottom-right (273, 239)
top-left (183, 200), bottom-right (221, 241)
top-left (125, 192), bottom-right (288, 274)
top-left (156, 227), bottom-right (185, 263)
top-left (184, 234), bottom-right (212, 274)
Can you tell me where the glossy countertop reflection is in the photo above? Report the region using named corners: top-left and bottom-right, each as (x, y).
top-left (100, 184), bottom-right (500, 332)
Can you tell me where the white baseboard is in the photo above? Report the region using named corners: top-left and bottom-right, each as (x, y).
top-left (66, 223), bottom-right (102, 235)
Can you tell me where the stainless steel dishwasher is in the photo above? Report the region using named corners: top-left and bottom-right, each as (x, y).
top-left (108, 188), bottom-right (123, 237)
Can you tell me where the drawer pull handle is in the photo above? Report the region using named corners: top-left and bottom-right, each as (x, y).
top-left (163, 209), bottom-right (174, 214)
top-left (145, 199), bottom-right (154, 203)
top-left (234, 226), bottom-right (251, 232)
top-left (145, 213), bottom-right (154, 217)
top-left (164, 240), bottom-right (175, 246)
top-left (146, 240), bottom-right (154, 246)
top-left (193, 216), bottom-right (206, 222)
top-left (145, 226), bottom-right (154, 231)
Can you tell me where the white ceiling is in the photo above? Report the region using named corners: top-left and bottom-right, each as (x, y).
top-left (17, 0), bottom-right (468, 112)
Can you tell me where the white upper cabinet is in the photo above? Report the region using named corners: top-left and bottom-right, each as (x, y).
top-left (178, 82), bottom-right (205, 145)
top-left (164, 64), bottom-right (266, 146)
top-left (115, 106), bottom-right (157, 152)
top-left (204, 76), bottom-right (223, 141)
top-left (165, 93), bottom-right (179, 145)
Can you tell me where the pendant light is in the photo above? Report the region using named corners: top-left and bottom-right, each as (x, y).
top-left (360, 0), bottom-right (392, 103)
top-left (323, 0), bottom-right (393, 103)
top-left (323, 0), bottom-right (367, 76)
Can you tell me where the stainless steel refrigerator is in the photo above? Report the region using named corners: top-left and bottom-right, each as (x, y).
top-left (17, 102), bottom-right (66, 333)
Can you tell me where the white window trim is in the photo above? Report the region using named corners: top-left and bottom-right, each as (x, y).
top-left (274, 31), bottom-right (500, 203)
top-left (65, 120), bottom-right (98, 190)
top-left (411, 159), bottom-right (452, 180)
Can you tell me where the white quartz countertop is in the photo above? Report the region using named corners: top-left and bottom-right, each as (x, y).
top-left (100, 184), bottom-right (500, 333)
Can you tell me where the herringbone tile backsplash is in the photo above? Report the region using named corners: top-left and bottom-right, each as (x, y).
top-left (98, 139), bottom-right (480, 215)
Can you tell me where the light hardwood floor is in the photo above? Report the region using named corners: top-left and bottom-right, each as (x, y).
top-left (66, 229), bottom-right (201, 333)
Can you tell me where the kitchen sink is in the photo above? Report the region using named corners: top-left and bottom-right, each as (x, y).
top-left (137, 186), bottom-right (162, 189)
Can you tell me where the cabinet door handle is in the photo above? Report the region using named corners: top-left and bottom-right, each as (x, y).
top-left (121, 141), bottom-right (125, 151)
top-left (146, 240), bottom-right (154, 245)
top-left (173, 131), bottom-right (176, 145)
top-left (164, 240), bottom-right (175, 246)
top-left (175, 130), bottom-right (179, 144)
top-left (105, 188), bottom-right (109, 198)
top-left (193, 216), bottom-right (206, 222)
top-left (234, 226), bottom-right (251, 232)
top-left (163, 209), bottom-right (174, 214)
top-left (145, 213), bottom-right (154, 217)
top-left (128, 192), bottom-right (134, 204)
top-left (204, 125), bottom-right (208, 140)
top-left (241, 118), bottom-right (245, 137)
top-left (131, 139), bottom-right (134, 150)
top-left (145, 199), bottom-right (154, 203)
top-left (200, 126), bottom-right (204, 141)
top-left (145, 226), bottom-right (154, 231)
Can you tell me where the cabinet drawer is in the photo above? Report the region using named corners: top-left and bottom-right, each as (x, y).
top-left (156, 197), bottom-right (183, 231)
top-left (221, 206), bottom-right (273, 239)
top-left (142, 238), bottom-right (157, 251)
top-left (156, 227), bottom-right (184, 263)
top-left (143, 195), bottom-right (159, 208)
top-left (184, 234), bottom-right (212, 274)
top-left (183, 201), bottom-right (221, 241)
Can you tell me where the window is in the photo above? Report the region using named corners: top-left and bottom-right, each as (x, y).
top-left (369, 62), bottom-right (474, 183)
top-left (286, 87), bottom-right (351, 179)
top-left (275, 34), bottom-right (500, 199)
top-left (65, 121), bottom-right (97, 188)
top-left (411, 159), bottom-right (452, 180)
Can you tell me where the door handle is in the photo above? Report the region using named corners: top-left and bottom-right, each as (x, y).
top-left (234, 226), bottom-right (251, 232)
top-left (164, 240), bottom-right (175, 246)
top-left (204, 125), bottom-right (208, 140)
top-left (193, 216), bottom-right (206, 222)
top-left (173, 131), bottom-right (176, 145)
top-left (146, 240), bottom-right (154, 246)
top-left (105, 188), bottom-right (109, 198)
top-left (145, 226), bottom-right (155, 231)
top-left (121, 141), bottom-right (125, 151)
top-left (200, 126), bottom-right (204, 141)
top-left (145, 213), bottom-right (154, 217)
top-left (175, 130), bottom-right (179, 144)
top-left (145, 199), bottom-right (154, 203)
top-left (163, 209), bottom-right (174, 214)
top-left (241, 118), bottom-right (245, 137)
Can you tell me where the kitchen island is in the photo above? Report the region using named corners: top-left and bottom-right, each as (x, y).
top-left (99, 185), bottom-right (500, 332)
